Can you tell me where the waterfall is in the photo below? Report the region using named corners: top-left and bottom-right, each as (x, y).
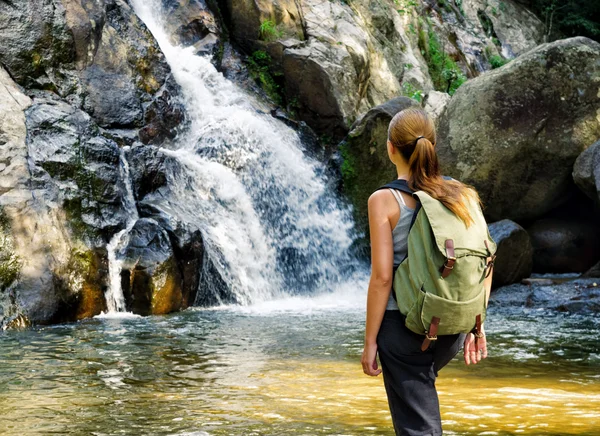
top-left (104, 147), bottom-right (139, 313)
top-left (129, 0), bottom-right (367, 305)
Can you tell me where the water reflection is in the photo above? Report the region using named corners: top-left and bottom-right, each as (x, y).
top-left (0, 304), bottom-right (599, 435)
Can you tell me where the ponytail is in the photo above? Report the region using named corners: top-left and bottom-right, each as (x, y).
top-left (388, 108), bottom-right (480, 227)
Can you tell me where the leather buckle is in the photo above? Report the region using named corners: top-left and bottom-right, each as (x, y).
top-left (425, 333), bottom-right (438, 341)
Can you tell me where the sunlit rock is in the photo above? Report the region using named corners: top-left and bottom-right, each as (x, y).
top-left (436, 37), bottom-right (600, 222)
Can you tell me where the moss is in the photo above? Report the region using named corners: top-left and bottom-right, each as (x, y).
top-left (246, 50), bottom-right (284, 105)
top-left (0, 208), bottom-right (21, 292)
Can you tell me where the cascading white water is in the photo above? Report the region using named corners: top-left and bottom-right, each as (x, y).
top-left (104, 147), bottom-right (140, 313)
top-left (129, 0), bottom-right (368, 305)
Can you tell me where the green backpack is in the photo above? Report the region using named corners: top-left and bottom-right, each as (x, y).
top-left (377, 179), bottom-right (497, 351)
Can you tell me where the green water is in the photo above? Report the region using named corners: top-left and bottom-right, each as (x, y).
top-left (1, 296), bottom-right (599, 435)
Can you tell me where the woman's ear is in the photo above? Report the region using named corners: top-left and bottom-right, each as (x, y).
top-left (387, 139), bottom-right (395, 155)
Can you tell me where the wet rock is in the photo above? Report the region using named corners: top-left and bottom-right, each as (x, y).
top-left (0, 0), bottom-right (74, 87)
top-left (121, 218), bottom-right (183, 316)
top-left (25, 96), bottom-right (128, 240)
top-left (488, 219), bottom-right (533, 288)
top-left (139, 86), bottom-right (186, 145)
top-left (583, 262), bottom-right (600, 278)
top-left (337, 97), bottom-right (419, 238)
top-left (573, 140), bottom-right (600, 205)
top-left (436, 37), bottom-right (600, 222)
top-left (527, 218), bottom-right (600, 274)
top-left (490, 278), bottom-right (600, 314)
top-left (127, 145), bottom-right (169, 200)
top-left (161, 0), bottom-right (223, 56)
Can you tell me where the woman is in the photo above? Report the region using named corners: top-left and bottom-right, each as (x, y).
top-left (360, 107), bottom-right (493, 436)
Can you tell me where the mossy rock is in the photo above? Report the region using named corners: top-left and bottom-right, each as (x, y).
top-left (338, 97), bottom-right (419, 248)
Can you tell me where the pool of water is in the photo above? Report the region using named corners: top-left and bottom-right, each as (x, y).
top-left (1, 291), bottom-right (599, 435)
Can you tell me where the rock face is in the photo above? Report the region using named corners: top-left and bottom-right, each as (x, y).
top-left (488, 219), bottom-right (533, 287)
top-left (219, 0), bottom-right (545, 139)
top-left (338, 97), bottom-right (419, 240)
top-left (436, 37), bottom-right (600, 222)
top-left (0, 68), bottom-right (111, 326)
top-left (0, 0), bottom-right (183, 141)
top-left (0, 0), bottom-right (188, 327)
top-left (527, 218), bottom-right (600, 274)
top-left (573, 140), bottom-right (600, 205)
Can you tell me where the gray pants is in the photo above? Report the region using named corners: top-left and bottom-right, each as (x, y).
top-left (376, 310), bottom-right (465, 436)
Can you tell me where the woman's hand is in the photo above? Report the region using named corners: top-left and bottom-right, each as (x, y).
top-left (361, 341), bottom-right (382, 376)
top-left (463, 326), bottom-right (487, 365)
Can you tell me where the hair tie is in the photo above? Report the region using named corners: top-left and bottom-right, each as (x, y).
top-left (414, 135), bottom-right (425, 143)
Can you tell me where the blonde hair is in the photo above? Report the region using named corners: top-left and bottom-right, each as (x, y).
top-left (388, 107), bottom-right (480, 227)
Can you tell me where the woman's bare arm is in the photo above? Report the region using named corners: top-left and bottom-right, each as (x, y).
top-left (361, 191), bottom-right (394, 376)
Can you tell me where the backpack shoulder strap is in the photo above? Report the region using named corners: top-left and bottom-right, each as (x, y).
top-left (375, 179), bottom-right (414, 196)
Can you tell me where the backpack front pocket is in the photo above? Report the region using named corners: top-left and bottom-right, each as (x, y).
top-left (420, 288), bottom-right (487, 336)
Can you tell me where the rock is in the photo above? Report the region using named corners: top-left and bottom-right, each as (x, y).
top-left (583, 261), bottom-right (600, 278)
top-left (121, 218), bottom-right (183, 316)
top-left (0, 0), bottom-right (182, 136)
top-left (436, 37), bottom-right (600, 222)
top-left (573, 140), bottom-right (600, 205)
top-left (25, 96), bottom-right (129, 241)
top-left (0, 68), bottom-right (108, 326)
top-left (488, 219), bottom-right (533, 287)
top-left (490, 278), bottom-right (600, 314)
top-left (521, 278), bottom-right (554, 286)
top-left (423, 91), bottom-right (451, 123)
top-left (127, 144), bottom-right (169, 200)
top-left (0, 0), bottom-right (74, 87)
top-left (460, 0), bottom-right (545, 58)
top-left (161, 0), bottom-right (223, 57)
top-left (527, 218), bottom-right (600, 274)
top-left (223, 0), bottom-right (304, 53)
top-left (138, 86), bottom-right (186, 145)
top-left (338, 97), bottom-right (419, 239)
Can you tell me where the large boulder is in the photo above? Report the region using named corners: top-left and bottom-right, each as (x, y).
top-left (338, 97), bottom-right (419, 241)
top-left (437, 37), bottom-right (600, 222)
top-left (527, 218), bottom-right (600, 274)
top-left (488, 219), bottom-right (533, 287)
top-left (573, 140), bottom-right (600, 205)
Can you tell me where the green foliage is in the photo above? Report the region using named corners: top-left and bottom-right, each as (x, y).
top-left (420, 24), bottom-right (466, 95)
top-left (523, 0), bottom-right (600, 41)
top-left (401, 82), bottom-right (424, 103)
top-left (499, 1), bottom-right (507, 12)
top-left (247, 50), bottom-right (283, 105)
top-left (489, 54), bottom-right (509, 69)
top-left (395, 0), bottom-right (418, 15)
top-left (258, 20), bottom-right (283, 42)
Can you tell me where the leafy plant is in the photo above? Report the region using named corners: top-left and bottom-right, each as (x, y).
top-left (402, 82), bottom-right (424, 103)
top-left (259, 20), bottom-right (283, 41)
top-left (523, 0), bottom-right (600, 42)
top-left (489, 54), bottom-right (509, 69)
